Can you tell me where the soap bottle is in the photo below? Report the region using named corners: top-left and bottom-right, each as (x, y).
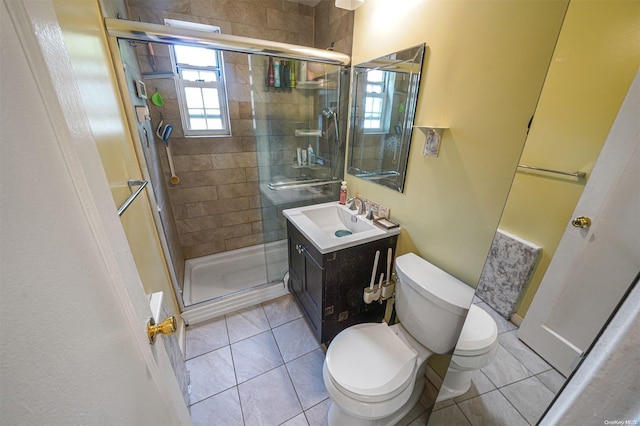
top-left (307, 144), bottom-right (315, 165)
top-left (339, 181), bottom-right (347, 205)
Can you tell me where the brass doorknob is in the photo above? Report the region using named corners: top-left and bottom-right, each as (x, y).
top-left (147, 316), bottom-right (176, 344)
top-left (571, 216), bottom-right (591, 229)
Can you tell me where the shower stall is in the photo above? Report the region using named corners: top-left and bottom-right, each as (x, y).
top-left (107, 19), bottom-right (350, 323)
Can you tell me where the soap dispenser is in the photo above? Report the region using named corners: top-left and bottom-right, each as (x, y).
top-left (339, 181), bottom-right (347, 205)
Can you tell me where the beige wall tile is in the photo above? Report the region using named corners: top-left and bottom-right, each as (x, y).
top-left (172, 154), bottom-right (213, 172)
top-left (183, 241), bottom-right (226, 258)
top-left (212, 152), bottom-right (257, 169)
top-left (225, 233), bottom-right (264, 251)
top-left (217, 182), bottom-right (260, 199)
top-left (220, 208), bottom-right (262, 226)
top-left (200, 197), bottom-right (251, 215)
top-left (176, 169), bottom-right (247, 188)
top-left (169, 186), bottom-right (218, 204)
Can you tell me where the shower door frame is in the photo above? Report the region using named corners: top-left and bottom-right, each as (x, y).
top-left (104, 18), bottom-right (350, 318)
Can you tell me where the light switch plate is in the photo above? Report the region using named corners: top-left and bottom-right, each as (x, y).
top-left (135, 105), bottom-right (150, 123)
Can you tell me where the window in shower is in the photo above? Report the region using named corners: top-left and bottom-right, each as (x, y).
top-left (166, 19), bottom-right (231, 137)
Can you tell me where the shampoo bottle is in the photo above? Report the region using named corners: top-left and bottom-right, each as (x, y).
top-left (289, 60), bottom-right (296, 88)
top-left (307, 144), bottom-right (315, 165)
top-left (267, 57), bottom-right (275, 86)
top-left (274, 60), bottom-right (281, 88)
top-left (339, 181), bottom-right (347, 205)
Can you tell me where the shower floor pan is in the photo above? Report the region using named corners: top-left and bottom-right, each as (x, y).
top-left (181, 241), bottom-right (288, 323)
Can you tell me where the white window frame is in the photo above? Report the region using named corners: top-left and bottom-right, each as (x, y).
top-left (165, 19), bottom-right (231, 137)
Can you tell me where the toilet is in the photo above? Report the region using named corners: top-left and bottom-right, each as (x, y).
top-left (323, 252), bottom-right (492, 426)
top-left (436, 304), bottom-right (499, 402)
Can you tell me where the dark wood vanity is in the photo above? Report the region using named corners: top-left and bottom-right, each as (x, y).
top-left (286, 221), bottom-right (398, 345)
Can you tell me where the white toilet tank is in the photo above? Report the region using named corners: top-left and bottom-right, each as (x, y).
top-left (395, 253), bottom-right (475, 354)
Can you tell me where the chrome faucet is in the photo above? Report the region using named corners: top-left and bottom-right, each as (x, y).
top-left (346, 196), bottom-right (366, 215)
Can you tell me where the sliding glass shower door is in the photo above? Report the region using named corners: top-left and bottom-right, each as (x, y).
top-left (250, 55), bottom-right (348, 284)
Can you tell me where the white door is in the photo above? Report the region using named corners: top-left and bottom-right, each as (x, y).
top-left (518, 70), bottom-right (640, 377)
top-left (0, 1), bottom-right (191, 423)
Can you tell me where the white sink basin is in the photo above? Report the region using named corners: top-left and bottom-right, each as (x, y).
top-left (283, 201), bottom-right (400, 254)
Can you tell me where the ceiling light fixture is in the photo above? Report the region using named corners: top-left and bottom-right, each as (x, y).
top-left (335, 0), bottom-right (364, 10)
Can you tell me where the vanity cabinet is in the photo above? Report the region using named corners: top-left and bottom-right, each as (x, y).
top-left (286, 221), bottom-right (398, 345)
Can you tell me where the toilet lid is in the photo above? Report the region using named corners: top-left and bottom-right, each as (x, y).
top-left (454, 305), bottom-right (498, 356)
top-left (326, 323), bottom-right (417, 399)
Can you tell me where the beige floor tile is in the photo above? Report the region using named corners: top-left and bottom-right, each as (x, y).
top-left (238, 365), bottom-right (302, 426)
top-left (225, 304), bottom-right (270, 343)
top-left (230, 330), bottom-right (283, 383)
top-left (457, 390), bottom-right (528, 426)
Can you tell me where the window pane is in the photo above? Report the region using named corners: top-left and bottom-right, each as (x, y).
top-left (180, 69), bottom-right (218, 82)
top-left (198, 70), bottom-right (218, 82)
top-left (181, 69), bottom-right (200, 81)
top-left (189, 115), bottom-right (207, 130)
top-left (202, 88), bottom-right (220, 108)
top-left (366, 84), bottom-right (383, 94)
top-left (365, 97), bottom-right (374, 110)
top-left (367, 70), bottom-right (384, 82)
top-left (206, 118), bottom-right (223, 129)
top-left (185, 87), bottom-right (204, 108)
top-left (365, 97), bottom-right (383, 113)
top-left (364, 119), bottom-right (381, 129)
top-left (174, 45), bottom-right (217, 67)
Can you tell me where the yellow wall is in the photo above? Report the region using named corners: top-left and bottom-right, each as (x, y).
top-left (502, 0), bottom-right (640, 318)
top-left (349, 0), bottom-right (569, 286)
top-left (52, 0), bottom-right (181, 321)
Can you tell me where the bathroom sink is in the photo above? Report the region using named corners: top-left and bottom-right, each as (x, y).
top-left (301, 204), bottom-right (374, 235)
top-left (283, 202), bottom-right (400, 253)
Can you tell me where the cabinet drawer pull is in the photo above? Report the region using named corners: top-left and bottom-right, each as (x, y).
top-left (296, 243), bottom-right (305, 254)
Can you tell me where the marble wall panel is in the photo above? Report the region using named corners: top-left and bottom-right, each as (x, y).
top-left (476, 229), bottom-right (542, 319)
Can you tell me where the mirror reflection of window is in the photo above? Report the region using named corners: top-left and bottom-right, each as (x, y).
top-left (348, 44), bottom-right (425, 193)
top-left (363, 69), bottom-right (394, 133)
top-left (165, 19), bottom-right (231, 137)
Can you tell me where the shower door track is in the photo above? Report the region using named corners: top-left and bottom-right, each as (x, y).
top-left (104, 18), bottom-right (351, 65)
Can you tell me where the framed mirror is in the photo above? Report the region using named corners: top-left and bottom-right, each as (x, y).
top-left (347, 44), bottom-right (425, 192)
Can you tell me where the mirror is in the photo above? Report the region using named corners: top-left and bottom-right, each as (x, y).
top-left (347, 44), bottom-right (425, 192)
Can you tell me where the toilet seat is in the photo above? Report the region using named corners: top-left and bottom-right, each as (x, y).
top-left (454, 305), bottom-right (498, 357)
top-left (325, 323), bottom-right (417, 403)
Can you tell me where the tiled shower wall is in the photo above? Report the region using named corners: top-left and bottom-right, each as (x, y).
top-left (127, 0), bottom-right (353, 260)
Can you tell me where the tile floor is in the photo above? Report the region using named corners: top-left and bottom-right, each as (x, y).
top-left (184, 294), bottom-right (566, 426)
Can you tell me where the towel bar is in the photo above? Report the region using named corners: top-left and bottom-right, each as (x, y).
top-left (118, 179), bottom-right (148, 216)
top-left (518, 164), bottom-right (586, 178)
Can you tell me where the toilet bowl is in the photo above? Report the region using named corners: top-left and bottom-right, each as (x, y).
top-left (436, 304), bottom-right (498, 402)
top-left (323, 322), bottom-right (431, 425)
top-left (322, 253), bottom-right (477, 425)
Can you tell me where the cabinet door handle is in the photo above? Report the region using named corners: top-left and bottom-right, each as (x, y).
top-left (296, 243), bottom-right (324, 270)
